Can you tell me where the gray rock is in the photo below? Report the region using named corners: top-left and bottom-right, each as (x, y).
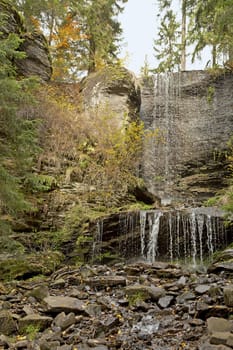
top-left (18, 314), bottom-right (53, 333)
top-left (223, 285), bottom-right (233, 307)
top-left (210, 332), bottom-right (231, 345)
top-left (132, 315), bottom-right (160, 336)
top-left (81, 66), bottom-right (140, 124)
top-left (226, 334), bottom-right (233, 348)
top-left (0, 334), bottom-right (10, 348)
top-left (100, 315), bottom-right (120, 330)
top-left (125, 284), bottom-right (165, 302)
top-left (51, 278), bottom-right (66, 289)
top-left (53, 312), bottom-right (76, 330)
top-left (16, 33), bottom-right (52, 81)
top-left (176, 291), bottom-right (196, 304)
top-left (40, 340), bottom-right (61, 350)
top-left (177, 276), bottom-right (187, 287)
top-left (208, 285), bottom-right (222, 299)
top-left (199, 342), bottom-right (232, 350)
top-left (43, 296), bottom-right (85, 314)
top-left (23, 305), bottom-right (35, 315)
top-left (14, 340), bottom-right (31, 348)
top-left (84, 276), bottom-right (126, 289)
top-left (158, 295), bottom-right (174, 308)
top-left (0, 1), bottom-right (52, 81)
top-left (140, 71), bottom-right (233, 204)
top-left (26, 285), bottom-right (49, 301)
top-left (207, 317), bottom-right (232, 334)
top-left (84, 303), bottom-right (102, 317)
top-left (0, 310), bottom-right (17, 335)
top-left (195, 285), bottom-right (211, 294)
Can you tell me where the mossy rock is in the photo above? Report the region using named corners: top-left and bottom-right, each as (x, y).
top-left (0, 310), bottom-right (17, 335)
top-left (0, 251), bottom-right (64, 281)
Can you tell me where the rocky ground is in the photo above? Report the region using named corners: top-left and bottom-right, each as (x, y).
top-left (0, 252), bottom-right (233, 350)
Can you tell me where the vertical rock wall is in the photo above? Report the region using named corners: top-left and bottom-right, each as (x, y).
top-left (140, 71), bottom-right (233, 205)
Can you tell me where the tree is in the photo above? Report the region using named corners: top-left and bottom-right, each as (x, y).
top-left (181, 0), bottom-right (187, 70)
top-left (154, 7), bottom-right (181, 72)
top-left (189, 0), bottom-right (233, 67)
top-left (0, 15), bottom-right (39, 233)
top-left (13, 0), bottom-right (128, 79)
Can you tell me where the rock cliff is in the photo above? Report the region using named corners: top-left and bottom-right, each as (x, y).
top-left (140, 71), bottom-right (233, 205)
top-left (0, 0), bottom-right (52, 81)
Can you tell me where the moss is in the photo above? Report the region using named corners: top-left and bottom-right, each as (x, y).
top-left (21, 324), bottom-right (40, 340)
top-left (128, 291), bottom-right (148, 306)
top-left (0, 251), bottom-right (64, 281)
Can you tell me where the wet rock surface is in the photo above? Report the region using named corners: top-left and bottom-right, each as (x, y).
top-left (0, 261), bottom-right (233, 349)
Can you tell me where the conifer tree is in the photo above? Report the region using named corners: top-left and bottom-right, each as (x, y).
top-left (0, 14), bottom-right (38, 233)
top-left (189, 0), bottom-right (233, 67)
top-left (154, 7), bottom-right (181, 72)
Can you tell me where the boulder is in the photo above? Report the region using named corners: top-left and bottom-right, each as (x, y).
top-left (18, 314), bottom-right (53, 333)
top-left (125, 284), bottom-right (165, 302)
top-left (43, 296), bottom-right (85, 314)
top-left (81, 66), bottom-right (141, 124)
top-left (53, 312), bottom-right (76, 330)
top-left (223, 285), bottom-right (233, 307)
top-left (84, 275), bottom-right (126, 289)
top-left (0, 310), bottom-right (17, 335)
top-left (207, 317), bottom-right (233, 334)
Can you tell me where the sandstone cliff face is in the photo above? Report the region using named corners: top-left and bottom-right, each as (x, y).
top-left (140, 71), bottom-right (233, 205)
top-left (0, 0), bottom-right (52, 81)
top-left (16, 32), bottom-right (52, 81)
top-left (81, 66), bottom-right (141, 123)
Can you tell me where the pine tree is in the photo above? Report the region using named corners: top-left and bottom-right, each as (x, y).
top-left (189, 0), bottom-right (233, 67)
top-left (154, 8), bottom-right (181, 72)
top-left (0, 15), bottom-right (39, 233)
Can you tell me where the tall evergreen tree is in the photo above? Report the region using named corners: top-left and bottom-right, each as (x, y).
top-left (0, 14), bottom-right (39, 232)
top-left (154, 7), bottom-right (181, 72)
top-left (189, 0), bottom-right (233, 67)
top-left (77, 0), bottom-right (127, 73)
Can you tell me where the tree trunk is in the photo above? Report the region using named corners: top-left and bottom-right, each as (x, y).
top-left (181, 0), bottom-right (186, 71)
top-left (212, 44), bottom-right (217, 67)
top-left (88, 38), bottom-right (96, 73)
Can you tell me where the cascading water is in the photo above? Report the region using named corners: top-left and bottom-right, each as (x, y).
top-left (140, 211), bottom-right (162, 263)
top-left (139, 208), bottom-right (228, 265)
top-left (92, 219), bottom-right (103, 259)
top-left (144, 72), bottom-right (182, 205)
top-left (91, 208), bottom-right (230, 265)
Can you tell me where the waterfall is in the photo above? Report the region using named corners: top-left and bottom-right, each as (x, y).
top-left (190, 211), bottom-right (197, 266)
top-left (147, 73), bottom-right (181, 205)
top-left (92, 219), bottom-right (104, 258)
top-left (197, 214), bottom-right (204, 264)
top-left (91, 208), bottom-right (228, 265)
top-left (140, 211), bottom-right (147, 259)
top-left (139, 208), bottom-right (228, 265)
top-left (147, 211), bottom-right (163, 263)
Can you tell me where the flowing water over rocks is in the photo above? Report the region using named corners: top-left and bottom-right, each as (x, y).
top-left (0, 258), bottom-right (233, 349)
top-left (91, 207), bottom-right (231, 266)
top-left (140, 71), bottom-right (233, 205)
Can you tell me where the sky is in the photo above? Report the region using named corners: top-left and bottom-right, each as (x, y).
top-left (119, 0), bottom-right (156, 75)
top-left (119, 0), bottom-right (210, 75)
